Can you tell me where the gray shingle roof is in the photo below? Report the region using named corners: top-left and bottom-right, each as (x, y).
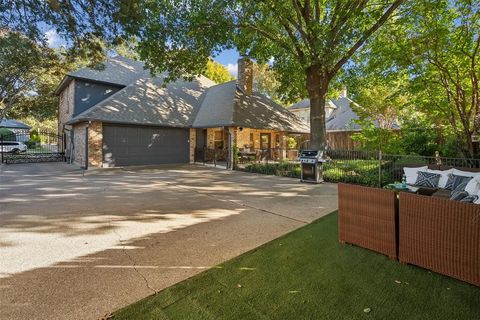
top-left (54, 56), bottom-right (148, 95)
top-left (68, 75), bottom-right (216, 127)
top-left (193, 81), bottom-right (309, 133)
top-left (325, 98), bottom-right (362, 131)
top-left (289, 97), bottom-right (394, 132)
top-left (64, 56), bottom-right (309, 133)
top-left (68, 56), bottom-right (148, 86)
top-left (0, 119), bottom-right (31, 129)
top-left (290, 98), bottom-right (337, 110)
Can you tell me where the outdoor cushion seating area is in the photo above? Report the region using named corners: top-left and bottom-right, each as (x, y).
top-left (338, 182), bottom-right (480, 287)
top-left (402, 165), bottom-right (480, 202)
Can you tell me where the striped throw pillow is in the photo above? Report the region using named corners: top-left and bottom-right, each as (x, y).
top-left (414, 171), bottom-right (440, 188)
top-left (460, 195), bottom-right (479, 203)
top-left (450, 190), bottom-right (468, 201)
top-left (445, 174), bottom-right (473, 191)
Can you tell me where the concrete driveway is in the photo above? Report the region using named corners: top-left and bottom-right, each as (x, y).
top-left (0, 163), bottom-right (338, 320)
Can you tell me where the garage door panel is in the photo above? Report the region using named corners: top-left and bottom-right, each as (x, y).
top-left (103, 125), bottom-right (189, 166)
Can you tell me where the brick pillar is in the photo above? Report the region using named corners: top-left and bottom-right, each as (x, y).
top-left (88, 121), bottom-right (103, 167)
top-left (279, 132), bottom-right (287, 160)
top-left (228, 127), bottom-right (238, 169)
top-left (189, 128), bottom-right (196, 163)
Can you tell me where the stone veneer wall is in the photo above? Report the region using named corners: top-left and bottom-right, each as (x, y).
top-left (72, 121), bottom-right (103, 167)
top-left (58, 79), bottom-right (75, 156)
top-left (236, 128), bottom-right (281, 149)
top-left (72, 122), bottom-right (87, 166)
top-left (205, 127), bottom-right (284, 150)
top-left (58, 79), bottom-right (75, 134)
top-left (88, 122), bottom-right (103, 167)
top-left (206, 127), bottom-right (222, 149)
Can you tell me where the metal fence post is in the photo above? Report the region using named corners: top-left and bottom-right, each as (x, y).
top-left (378, 150), bottom-right (382, 187)
top-left (1, 134), bottom-right (3, 164)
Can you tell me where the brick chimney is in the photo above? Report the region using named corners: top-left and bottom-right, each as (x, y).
top-left (340, 86), bottom-right (348, 98)
top-left (237, 58), bottom-right (253, 95)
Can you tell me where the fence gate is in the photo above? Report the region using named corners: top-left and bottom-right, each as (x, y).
top-left (0, 130), bottom-right (65, 164)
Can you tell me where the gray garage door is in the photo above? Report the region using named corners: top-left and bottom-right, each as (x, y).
top-left (103, 125), bottom-right (190, 166)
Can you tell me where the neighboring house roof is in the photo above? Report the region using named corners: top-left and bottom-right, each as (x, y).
top-left (290, 98), bottom-right (337, 110)
top-left (193, 81), bottom-right (309, 133)
top-left (64, 56), bottom-right (309, 133)
top-left (289, 96), bottom-right (399, 132)
top-left (68, 75), bottom-right (216, 128)
top-left (0, 119), bottom-right (31, 130)
top-left (325, 98), bottom-right (362, 131)
top-left (54, 56), bottom-right (149, 95)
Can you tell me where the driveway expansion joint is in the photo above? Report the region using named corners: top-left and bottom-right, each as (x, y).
top-left (111, 221), bottom-right (158, 295)
top-left (166, 181), bottom-right (310, 225)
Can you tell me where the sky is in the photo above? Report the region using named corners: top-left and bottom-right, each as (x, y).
top-left (211, 49), bottom-right (241, 77)
top-left (45, 30), bottom-right (241, 77)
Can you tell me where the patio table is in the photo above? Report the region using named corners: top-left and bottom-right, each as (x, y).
top-left (384, 183), bottom-right (438, 196)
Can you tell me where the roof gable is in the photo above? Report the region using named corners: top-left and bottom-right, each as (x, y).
top-left (68, 75), bottom-right (216, 127)
top-left (193, 81), bottom-right (309, 133)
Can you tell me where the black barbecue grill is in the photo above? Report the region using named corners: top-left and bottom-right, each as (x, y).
top-left (299, 150), bottom-right (328, 183)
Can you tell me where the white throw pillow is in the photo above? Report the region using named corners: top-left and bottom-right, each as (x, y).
top-left (450, 169), bottom-right (480, 195)
top-left (453, 168), bottom-right (478, 177)
top-left (465, 175), bottom-right (480, 195)
top-left (403, 166), bottom-right (428, 185)
top-left (474, 194), bottom-right (480, 205)
top-left (427, 168), bottom-right (453, 189)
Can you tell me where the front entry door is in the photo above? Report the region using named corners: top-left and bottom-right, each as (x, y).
top-left (260, 133), bottom-right (271, 160)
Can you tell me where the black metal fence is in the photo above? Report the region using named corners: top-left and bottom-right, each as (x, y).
top-left (0, 130), bottom-right (65, 164)
top-left (194, 147), bottom-right (229, 167)
top-left (229, 148), bottom-right (480, 187)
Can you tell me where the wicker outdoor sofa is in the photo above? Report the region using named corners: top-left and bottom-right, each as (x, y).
top-left (338, 181), bottom-right (480, 287)
top-left (399, 192), bottom-right (480, 286)
top-left (338, 183), bottom-right (398, 259)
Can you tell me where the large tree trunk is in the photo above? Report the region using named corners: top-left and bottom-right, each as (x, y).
top-left (306, 65), bottom-right (329, 150)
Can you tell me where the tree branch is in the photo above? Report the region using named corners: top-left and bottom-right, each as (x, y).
top-left (330, 0), bottom-right (405, 75)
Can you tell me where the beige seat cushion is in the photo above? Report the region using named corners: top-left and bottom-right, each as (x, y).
top-left (432, 189), bottom-right (451, 199)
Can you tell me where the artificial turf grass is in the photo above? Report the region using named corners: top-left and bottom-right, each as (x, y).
top-left (113, 212), bottom-right (480, 320)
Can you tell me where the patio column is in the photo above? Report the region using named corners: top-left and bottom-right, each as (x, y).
top-left (227, 127), bottom-right (238, 169)
top-left (279, 132), bottom-right (287, 160)
top-left (189, 128), bottom-right (196, 163)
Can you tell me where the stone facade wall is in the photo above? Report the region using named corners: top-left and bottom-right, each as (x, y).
top-left (206, 127), bottom-right (223, 149)
top-left (72, 121), bottom-right (103, 167)
top-left (72, 122), bottom-right (87, 167)
top-left (205, 127), bottom-right (283, 151)
top-left (58, 79), bottom-right (75, 135)
top-left (58, 79), bottom-right (75, 157)
top-left (236, 128), bottom-right (280, 150)
top-left (88, 122), bottom-right (103, 167)
top-left (189, 128), bottom-right (196, 163)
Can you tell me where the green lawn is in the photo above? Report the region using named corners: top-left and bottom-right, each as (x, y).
top-left (113, 212), bottom-right (480, 320)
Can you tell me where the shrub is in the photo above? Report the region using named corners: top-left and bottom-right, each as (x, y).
top-left (242, 159), bottom-right (394, 187)
top-left (0, 128), bottom-right (15, 141)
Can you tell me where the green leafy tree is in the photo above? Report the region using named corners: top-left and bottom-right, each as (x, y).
top-left (352, 78), bottom-right (409, 130)
top-left (0, 31), bottom-right (60, 120)
top-left (0, 1), bottom-right (127, 60)
top-left (203, 60), bottom-right (233, 84)
top-left (409, 0), bottom-right (480, 157)
top-left (119, 0), bottom-right (405, 149)
top-left (252, 63), bottom-right (283, 104)
top-left (353, 0), bottom-right (480, 157)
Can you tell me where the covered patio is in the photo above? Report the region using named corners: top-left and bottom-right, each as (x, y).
top-left (192, 79), bottom-right (309, 167)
